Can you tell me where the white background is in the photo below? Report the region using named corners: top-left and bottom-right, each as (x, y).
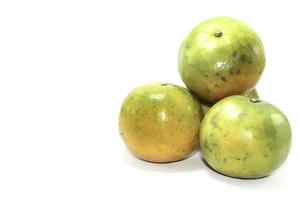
top-left (0, 0), bottom-right (299, 199)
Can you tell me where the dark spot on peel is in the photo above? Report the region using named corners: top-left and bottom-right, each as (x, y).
top-left (161, 83), bottom-right (168, 86)
top-left (232, 51), bottom-right (237, 58)
top-left (221, 76), bottom-right (226, 82)
top-left (214, 153), bottom-right (220, 161)
top-left (236, 158), bottom-right (241, 161)
top-left (223, 158), bottom-right (226, 163)
top-left (214, 84), bottom-right (219, 88)
top-left (264, 121), bottom-right (277, 139)
top-left (210, 114), bottom-right (223, 131)
top-left (240, 54), bottom-right (247, 62)
top-left (263, 154), bottom-right (269, 158)
top-left (243, 152), bottom-right (250, 161)
top-left (230, 68), bottom-right (240, 75)
top-left (215, 72), bottom-right (220, 76)
top-left (185, 44), bottom-right (190, 49)
top-left (269, 146), bottom-right (273, 151)
top-left (204, 139), bottom-right (212, 152)
top-left (204, 74), bottom-right (209, 78)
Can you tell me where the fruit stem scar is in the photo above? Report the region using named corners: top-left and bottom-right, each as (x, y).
top-left (250, 98), bottom-right (262, 103)
top-left (215, 31), bottom-right (222, 37)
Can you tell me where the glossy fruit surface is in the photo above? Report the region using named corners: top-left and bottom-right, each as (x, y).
top-left (179, 16), bottom-right (265, 103)
top-left (119, 83), bottom-right (202, 163)
top-left (200, 95), bottom-right (291, 178)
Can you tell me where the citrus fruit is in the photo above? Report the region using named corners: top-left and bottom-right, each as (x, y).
top-left (178, 16), bottom-right (265, 103)
top-left (200, 95), bottom-right (291, 178)
top-left (119, 83), bottom-right (202, 162)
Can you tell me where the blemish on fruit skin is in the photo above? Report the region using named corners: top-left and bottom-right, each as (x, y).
top-left (223, 158), bottom-right (227, 163)
top-left (204, 139), bottom-right (212, 152)
top-left (214, 84), bottom-right (219, 88)
top-left (230, 68), bottom-right (241, 75)
top-left (243, 152), bottom-right (250, 161)
top-left (214, 153), bottom-right (221, 161)
top-left (129, 96), bottom-right (134, 101)
top-left (240, 54), bottom-right (247, 62)
top-left (268, 146), bottom-right (274, 151)
top-left (221, 76), bottom-right (226, 82)
top-left (236, 158), bottom-right (241, 161)
top-left (185, 44), bottom-right (191, 49)
top-left (264, 121), bottom-right (278, 139)
top-left (210, 114), bottom-right (223, 131)
top-left (232, 51), bottom-right (237, 58)
top-left (215, 72), bottom-right (220, 76)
